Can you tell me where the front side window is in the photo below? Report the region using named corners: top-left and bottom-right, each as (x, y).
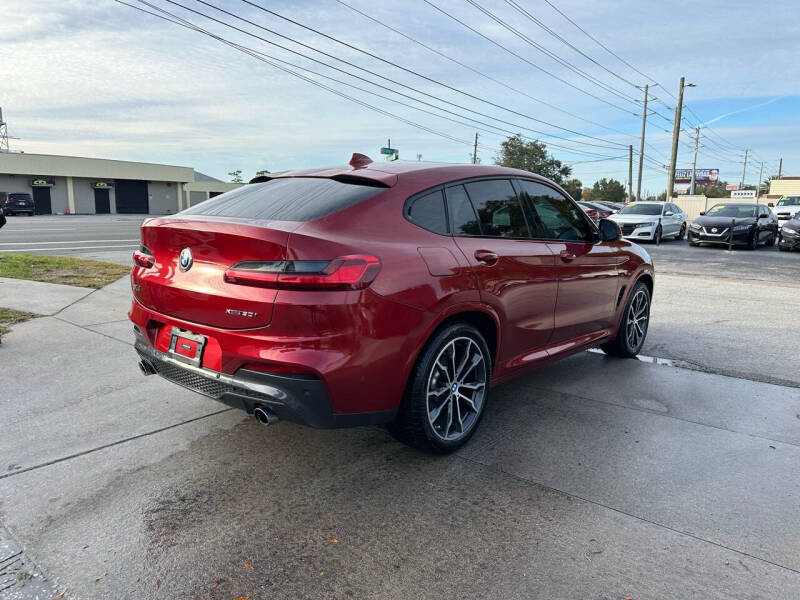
top-left (406, 189), bottom-right (448, 234)
top-left (516, 179), bottom-right (593, 241)
top-left (463, 179), bottom-right (529, 238)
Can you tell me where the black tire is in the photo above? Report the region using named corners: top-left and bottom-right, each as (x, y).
top-left (599, 280), bottom-right (651, 359)
top-left (748, 231), bottom-right (759, 250)
top-left (388, 323), bottom-right (491, 454)
top-left (676, 223), bottom-right (686, 240)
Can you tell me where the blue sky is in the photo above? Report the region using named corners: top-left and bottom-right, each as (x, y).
top-left (2, 0), bottom-right (798, 193)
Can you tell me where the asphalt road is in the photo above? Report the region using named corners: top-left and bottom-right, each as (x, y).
top-left (1, 215), bottom-right (799, 598)
top-left (0, 214), bottom-right (145, 264)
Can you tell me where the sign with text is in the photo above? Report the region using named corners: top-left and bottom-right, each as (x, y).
top-left (30, 177), bottom-right (54, 187)
top-left (93, 181), bottom-right (113, 189)
top-left (726, 184), bottom-right (739, 191)
top-left (675, 168), bottom-right (719, 184)
top-left (731, 189), bottom-right (757, 199)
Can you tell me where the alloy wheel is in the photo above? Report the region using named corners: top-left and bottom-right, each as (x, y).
top-left (626, 289), bottom-right (649, 351)
top-left (426, 337), bottom-right (487, 442)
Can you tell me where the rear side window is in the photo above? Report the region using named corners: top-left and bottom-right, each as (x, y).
top-left (463, 179), bottom-right (529, 238)
top-left (406, 189), bottom-right (448, 234)
top-left (446, 185), bottom-right (481, 236)
top-left (516, 180), bottom-right (593, 241)
top-left (182, 177), bottom-right (385, 221)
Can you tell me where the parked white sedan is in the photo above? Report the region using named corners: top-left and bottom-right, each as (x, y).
top-left (608, 201), bottom-right (687, 243)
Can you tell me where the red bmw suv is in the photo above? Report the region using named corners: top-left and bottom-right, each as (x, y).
top-left (130, 155), bottom-right (653, 453)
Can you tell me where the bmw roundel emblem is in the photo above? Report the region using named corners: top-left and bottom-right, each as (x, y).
top-left (179, 247), bottom-right (193, 271)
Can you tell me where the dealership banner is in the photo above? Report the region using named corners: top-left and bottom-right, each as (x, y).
top-left (675, 168), bottom-right (719, 184)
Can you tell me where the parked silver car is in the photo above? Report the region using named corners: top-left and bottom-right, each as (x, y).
top-left (608, 201), bottom-right (687, 243)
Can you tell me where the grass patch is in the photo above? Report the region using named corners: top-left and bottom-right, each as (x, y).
top-left (0, 253), bottom-right (130, 289)
top-left (0, 307), bottom-right (39, 342)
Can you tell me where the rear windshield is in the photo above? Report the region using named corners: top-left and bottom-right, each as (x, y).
top-left (9, 193), bottom-right (32, 200)
top-left (182, 177), bottom-right (385, 221)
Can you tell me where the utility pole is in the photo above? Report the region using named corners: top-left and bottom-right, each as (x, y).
top-left (777, 157), bottom-right (782, 179)
top-left (740, 149), bottom-right (749, 189)
top-left (472, 133), bottom-right (479, 165)
top-left (666, 77), bottom-right (694, 201)
top-left (756, 161), bottom-right (764, 199)
top-left (689, 126), bottom-right (700, 195)
top-left (636, 84), bottom-right (648, 201)
top-left (627, 145), bottom-right (633, 201)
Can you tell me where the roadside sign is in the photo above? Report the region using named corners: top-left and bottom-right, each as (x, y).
top-left (380, 147), bottom-right (398, 161)
top-left (675, 168), bottom-right (719, 184)
top-left (731, 189), bottom-right (756, 199)
top-left (726, 184), bottom-right (739, 191)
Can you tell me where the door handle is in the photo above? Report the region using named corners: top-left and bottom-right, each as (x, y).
top-left (559, 250), bottom-right (576, 262)
top-left (474, 249), bottom-right (499, 265)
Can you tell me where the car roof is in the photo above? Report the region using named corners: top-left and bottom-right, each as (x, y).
top-left (255, 157), bottom-right (558, 189)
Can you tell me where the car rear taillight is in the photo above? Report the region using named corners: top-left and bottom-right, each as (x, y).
top-left (224, 255), bottom-right (381, 291)
top-left (133, 246), bottom-right (155, 269)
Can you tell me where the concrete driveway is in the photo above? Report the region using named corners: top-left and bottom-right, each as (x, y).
top-left (1, 268), bottom-right (800, 599)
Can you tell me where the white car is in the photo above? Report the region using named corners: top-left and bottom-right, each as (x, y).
top-left (608, 201), bottom-right (687, 243)
top-left (770, 196), bottom-right (800, 226)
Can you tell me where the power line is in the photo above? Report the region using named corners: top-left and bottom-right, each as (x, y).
top-left (463, 0), bottom-right (641, 104)
top-left (332, 0), bottom-right (640, 142)
top-left (115, 0), bottom-right (498, 153)
top-left (177, 0), bottom-right (631, 148)
top-left (502, 0), bottom-right (641, 90)
top-left (420, 0), bottom-right (637, 115)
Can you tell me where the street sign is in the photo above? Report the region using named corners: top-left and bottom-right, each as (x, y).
top-left (725, 184), bottom-right (739, 191)
top-left (731, 190), bottom-right (756, 199)
top-left (380, 147), bottom-right (398, 161)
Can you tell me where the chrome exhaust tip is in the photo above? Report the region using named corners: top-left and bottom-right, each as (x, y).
top-left (138, 359), bottom-right (156, 376)
top-left (253, 406), bottom-right (279, 426)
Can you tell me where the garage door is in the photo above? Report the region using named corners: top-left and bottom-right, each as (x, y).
top-left (115, 180), bottom-right (149, 214)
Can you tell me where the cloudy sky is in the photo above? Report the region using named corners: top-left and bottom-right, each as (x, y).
top-left (2, 0), bottom-right (798, 193)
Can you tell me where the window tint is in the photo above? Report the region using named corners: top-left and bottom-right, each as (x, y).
top-left (407, 189), bottom-right (448, 234)
top-left (446, 185), bottom-right (481, 236)
top-left (182, 177), bottom-right (385, 221)
top-left (463, 179), bottom-right (529, 238)
top-left (516, 179), bottom-right (593, 241)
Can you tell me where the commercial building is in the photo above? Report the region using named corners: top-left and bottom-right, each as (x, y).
top-left (768, 176), bottom-right (800, 197)
top-left (0, 152), bottom-right (241, 215)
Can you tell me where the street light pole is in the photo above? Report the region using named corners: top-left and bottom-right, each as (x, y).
top-left (666, 77), bottom-right (694, 201)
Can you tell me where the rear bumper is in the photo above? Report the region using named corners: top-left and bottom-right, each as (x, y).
top-left (133, 329), bottom-right (395, 428)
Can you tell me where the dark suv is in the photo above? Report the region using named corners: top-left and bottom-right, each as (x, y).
top-left (3, 193), bottom-right (35, 216)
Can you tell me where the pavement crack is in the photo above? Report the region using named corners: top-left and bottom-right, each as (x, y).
top-left (0, 408), bottom-right (233, 482)
top-left (52, 315), bottom-right (133, 347)
top-left (456, 453), bottom-right (800, 577)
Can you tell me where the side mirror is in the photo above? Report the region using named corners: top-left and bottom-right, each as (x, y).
top-left (598, 218), bottom-right (621, 242)
top-left (664, 211), bottom-right (674, 216)
top-left (699, 211), bottom-right (706, 216)
top-left (768, 202), bottom-right (775, 207)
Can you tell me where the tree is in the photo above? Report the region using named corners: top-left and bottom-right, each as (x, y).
top-left (562, 178), bottom-right (583, 201)
top-left (255, 169), bottom-right (270, 177)
top-left (494, 134), bottom-right (570, 184)
top-left (584, 178), bottom-right (626, 204)
top-left (228, 169), bottom-right (243, 183)
top-left (694, 179), bottom-right (730, 198)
